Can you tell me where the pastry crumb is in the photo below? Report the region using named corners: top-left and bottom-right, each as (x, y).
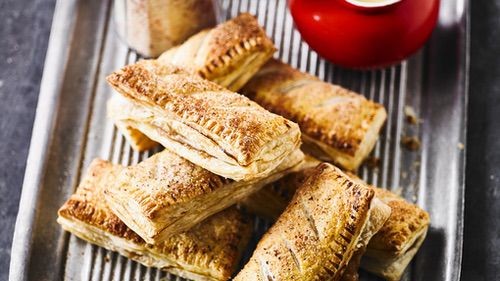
top-left (457, 142), bottom-right (464, 150)
top-left (365, 156), bottom-right (380, 169)
top-left (404, 106), bottom-right (421, 125)
top-left (401, 136), bottom-right (421, 151)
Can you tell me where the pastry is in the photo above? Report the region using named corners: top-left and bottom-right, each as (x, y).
top-left (57, 159), bottom-right (252, 281)
top-left (111, 13), bottom-right (277, 152)
top-left (234, 163), bottom-right (384, 280)
top-left (241, 59), bottom-right (387, 170)
top-left (104, 147), bottom-right (304, 244)
top-left (242, 164), bottom-right (429, 281)
top-left (360, 188), bottom-right (430, 281)
top-left (158, 13), bottom-right (276, 92)
top-left (106, 59), bottom-right (301, 181)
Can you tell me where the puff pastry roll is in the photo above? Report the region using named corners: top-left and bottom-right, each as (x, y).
top-left (106, 59), bottom-right (301, 181)
top-left (234, 163), bottom-right (381, 281)
top-left (104, 147), bottom-right (304, 244)
top-left (243, 165), bottom-right (429, 281)
top-left (158, 13), bottom-right (276, 92)
top-left (241, 59), bottom-right (387, 170)
top-left (57, 159), bottom-right (252, 281)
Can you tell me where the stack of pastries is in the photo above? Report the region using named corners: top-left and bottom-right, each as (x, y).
top-left (57, 13), bottom-right (430, 281)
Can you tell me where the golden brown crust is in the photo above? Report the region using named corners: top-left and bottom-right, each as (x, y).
top-left (242, 59), bottom-right (387, 170)
top-left (104, 148), bottom-right (304, 244)
top-left (200, 13), bottom-right (276, 84)
top-left (106, 59), bottom-right (301, 180)
top-left (234, 163), bottom-right (374, 281)
top-left (58, 159), bottom-right (143, 243)
top-left (155, 208), bottom-right (253, 280)
top-left (204, 13), bottom-right (272, 64)
top-left (368, 188), bottom-right (430, 255)
top-left (57, 159), bottom-right (252, 281)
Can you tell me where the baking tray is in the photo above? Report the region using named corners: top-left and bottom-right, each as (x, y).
top-left (9, 0), bottom-right (469, 280)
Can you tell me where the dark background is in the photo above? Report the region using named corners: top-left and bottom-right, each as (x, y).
top-left (0, 0), bottom-right (498, 280)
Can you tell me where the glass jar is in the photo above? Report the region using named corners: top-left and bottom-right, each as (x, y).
top-left (113, 0), bottom-right (220, 57)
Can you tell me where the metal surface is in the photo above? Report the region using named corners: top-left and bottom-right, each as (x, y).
top-left (9, 0), bottom-right (468, 280)
top-left (462, 1), bottom-right (500, 280)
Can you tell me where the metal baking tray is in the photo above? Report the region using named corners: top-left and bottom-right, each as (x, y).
top-left (9, 0), bottom-right (469, 280)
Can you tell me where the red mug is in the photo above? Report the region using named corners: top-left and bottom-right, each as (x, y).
top-left (289, 0), bottom-right (440, 68)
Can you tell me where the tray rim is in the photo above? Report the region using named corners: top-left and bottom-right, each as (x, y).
top-left (9, 1), bottom-right (81, 281)
top-left (9, 0), bottom-right (470, 280)
top-left (457, 0), bottom-right (471, 279)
